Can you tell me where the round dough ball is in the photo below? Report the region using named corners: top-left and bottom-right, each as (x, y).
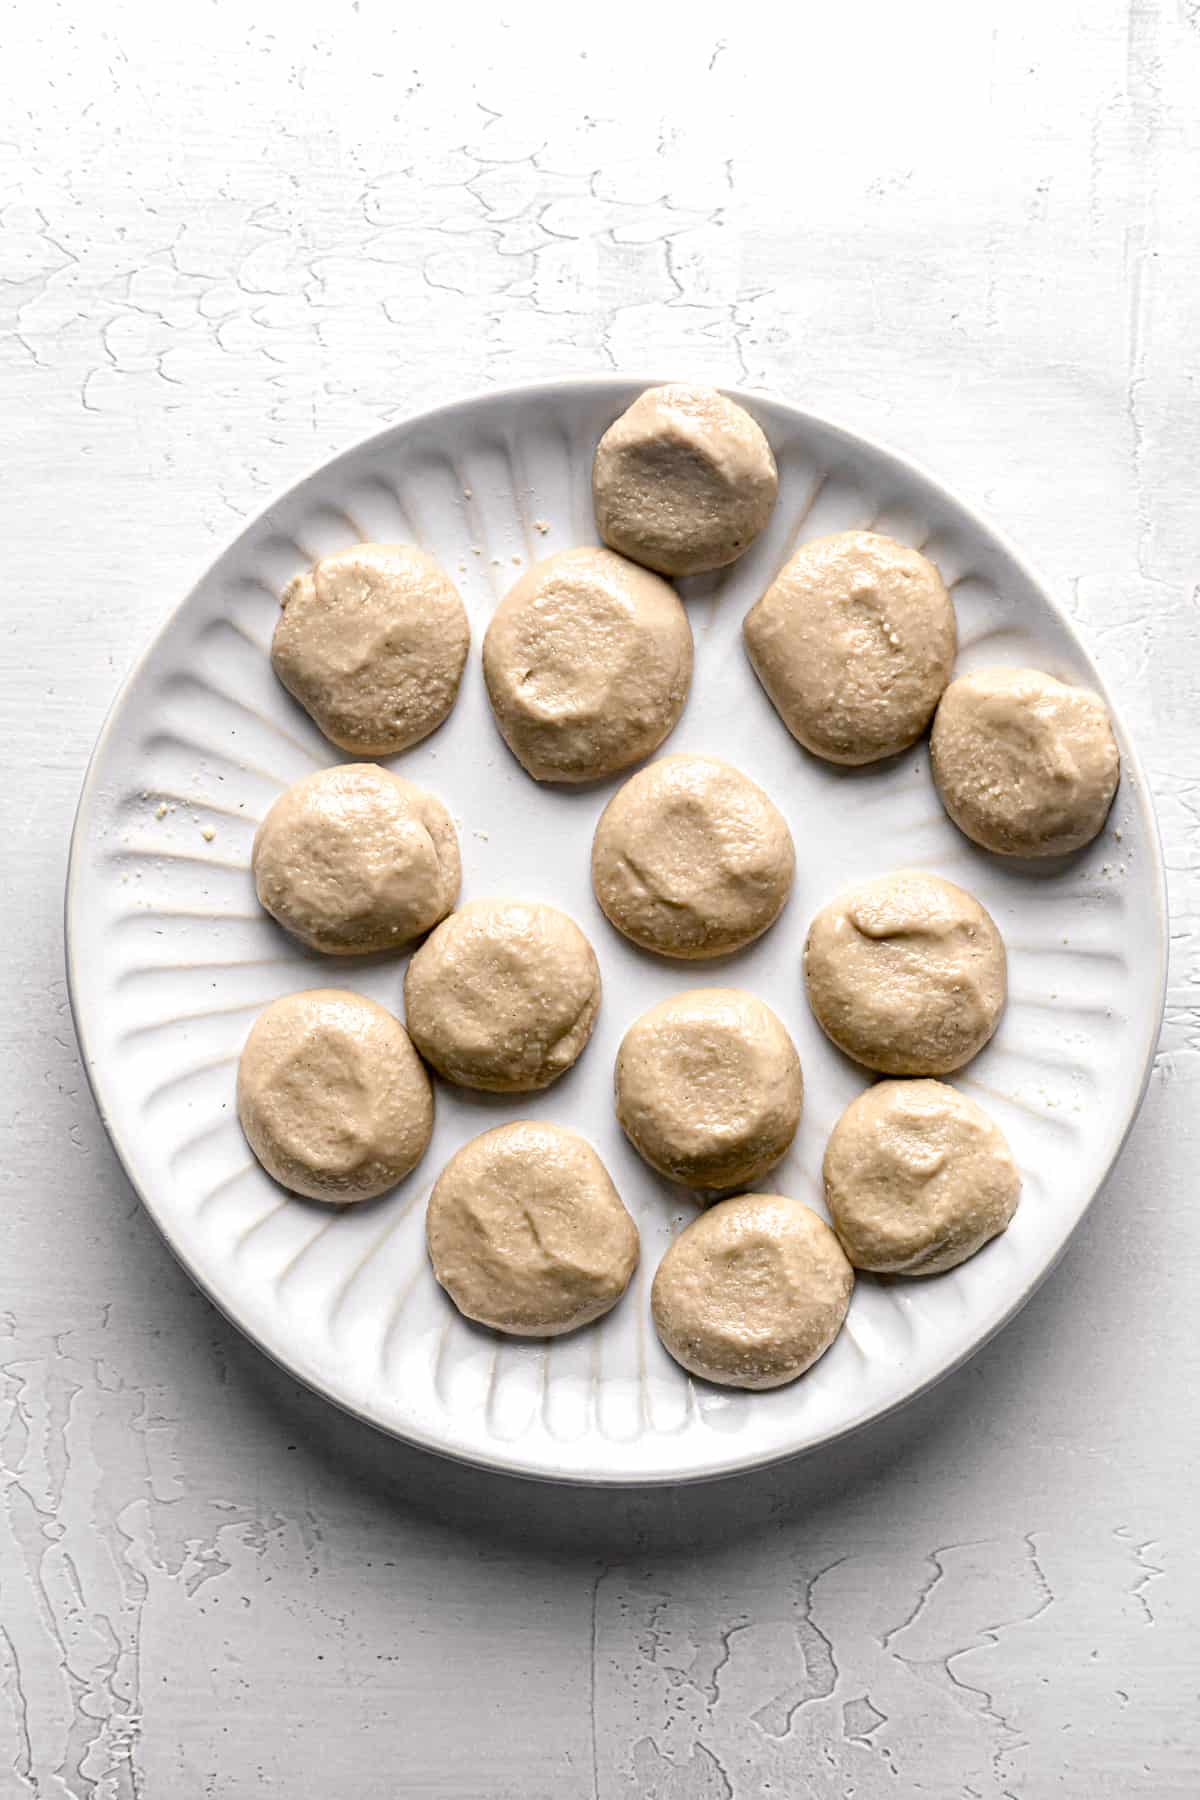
top-left (482, 546), bottom-right (693, 782)
top-left (744, 531), bottom-right (956, 765)
top-left (805, 870), bottom-right (1006, 1075)
top-left (616, 989), bottom-right (803, 1192)
top-left (404, 898), bottom-right (601, 1092)
top-left (237, 988), bottom-right (433, 1203)
top-left (427, 1121), bottom-right (639, 1336)
top-left (272, 543), bottom-right (469, 754)
top-left (931, 666), bottom-right (1120, 857)
top-left (593, 384), bottom-right (778, 577)
top-left (824, 1079), bottom-right (1020, 1275)
top-left (651, 1194), bottom-right (853, 1390)
top-left (252, 764), bottom-right (460, 955)
top-left (592, 754), bottom-right (795, 959)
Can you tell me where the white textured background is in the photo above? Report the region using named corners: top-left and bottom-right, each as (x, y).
top-left (2, 2), bottom-right (1198, 1794)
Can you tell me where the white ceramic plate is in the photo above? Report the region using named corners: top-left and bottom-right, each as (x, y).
top-left (66, 378), bottom-right (1167, 1485)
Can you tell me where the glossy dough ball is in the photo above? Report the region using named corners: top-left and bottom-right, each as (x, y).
top-left (804, 870), bottom-right (1006, 1075)
top-left (616, 989), bottom-right (803, 1192)
top-left (591, 754), bottom-right (795, 958)
top-left (404, 898), bottom-right (601, 1092)
top-left (744, 531), bottom-right (956, 764)
top-left (824, 1078), bottom-right (1021, 1275)
top-left (426, 1121), bottom-right (639, 1336)
top-left (237, 989), bottom-right (433, 1203)
top-left (931, 666), bottom-right (1120, 856)
top-left (593, 384), bottom-right (778, 577)
top-left (482, 546), bottom-right (693, 781)
top-left (252, 764), bottom-right (460, 955)
top-left (272, 543), bottom-right (469, 754)
top-left (651, 1194), bottom-right (853, 1389)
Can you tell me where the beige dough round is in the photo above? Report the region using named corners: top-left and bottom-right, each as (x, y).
top-left (272, 543), bottom-right (469, 754)
top-left (592, 384), bottom-right (778, 577)
top-left (427, 1121), bottom-right (639, 1336)
top-left (931, 666), bottom-right (1120, 857)
top-left (804, 870), bottom-right (1006, 1075)
top-left (237, 989), bottom-right (433, 1203)
top-left (651, 1194), bottom-right (853, 1390)
top-left (482, 546), bottom-right (693, 782)
top-left (616, 989), bottom-right (803, 1192)
top-left (824, 1079), bottom-right (1020, 1275)
top-left (592, 754), bottom-right (795, 959)
top-left (744, 531), bottom-right (956, 764)
top-left (404, 898), bottom-right (601, 1092)
top-left (252, 764), bottom-right (460, 955)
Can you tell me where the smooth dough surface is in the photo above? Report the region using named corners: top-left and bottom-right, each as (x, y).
top-left (744, 530), bottom-right (956, 764)
top-left (237, 989), bottom-right (433, 1203)
top-left (482, 546), bottom-right (693, 781)
top-left (651, 1194), bottom-right (853, 1389)
top-left (804, 870), bottom-right (1006, 1075)
top-left (404, 898), bottom-right (601, 1091)
top-left (931, 666), bottom-right (1120, 856)
top-left (592, 384), bottom-right (778, 577)
top-left (824, 1079), bottom-right (1020, 1275)
top-left (426, 1121), bottom-right (639, 1336)
top-left (252, 764), bottom-right (460, 955)
top-left (616, 988), bottom-right (803, 1192)
top-left (592, 754), bottom-right (795, 958)
top-left (272, 542), bottom-right (469, 754)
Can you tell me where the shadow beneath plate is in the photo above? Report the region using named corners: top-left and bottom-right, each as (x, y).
top-left (214, 1298), bottom-right (1009, 1565)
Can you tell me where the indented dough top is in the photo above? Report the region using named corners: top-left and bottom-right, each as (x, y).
top-left (272, 542), bottom-right (469, 755)
top-left (824, 1078), bottom-right (1020, 1274)
top-left (744, 530), bottom-right (956, 764)
top-left (591, 753), bottom-right (795, 959)
top-left (651, 1193), bottom-right (853, 1389)
top-left (251, 764), bottom-right (460, 955)
top-left (804, 869), bottom-right (1007, 1075)
top-left (931, 665), bottom-right (1120, 856)
top-left (616, 988), bottom-right (803, 1192)
top-left (426, 1121), bottom-right (639, 1336)
top-left (482, 545), bottom-right (692, 782)
top-left (592, 384), bottom-right (778, 577)
top-left (237, 988), bottom-right (433, 1203)
top-left (404, 897), bottom-right (601, 1092)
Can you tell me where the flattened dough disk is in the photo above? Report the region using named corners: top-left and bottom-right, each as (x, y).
top-left (237, 989), bottom-right (433, 1203)
top-left (426, 1121), bottom-right (639, 1336)
top-left (592, 754), bottom-right (795, 959)
top-left (824, 1079), bottom-right (1020, 1274)
top-left (252, 764), bottom-right (460, 955)
top-left (593, 384), bottom-right (778, 577)
top-left (483, 546), bottom-right (692, 782)
top-left (805, 870), bottom-right (1006, 1075)
top-left (931, 666), bottom-right (1119, 856)
top-left (616, 988), bottom-right (803, 1192)
top-left (272, 542), bottom-right (469, 755)
top-left (744, 530), bottom-right (956, 764)
top-left (404, 897), bottom-right (601, 1092)
top-left (651, 1194), bottom-right (853, 1389)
